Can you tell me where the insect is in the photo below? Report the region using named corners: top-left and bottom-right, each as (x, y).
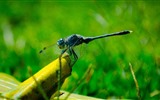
top-left (40, 30), bottom-right (132, 66)
top-left (40, 30), bottom-right (132, 97)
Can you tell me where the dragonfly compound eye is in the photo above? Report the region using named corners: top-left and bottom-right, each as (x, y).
top-left (57, 38), bottom-right (65, 49)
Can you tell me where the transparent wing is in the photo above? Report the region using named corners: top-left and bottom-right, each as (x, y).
top-left (39, 43), bottom-right (62, 66)
top-left (73, 43), bottom-right (87, 59)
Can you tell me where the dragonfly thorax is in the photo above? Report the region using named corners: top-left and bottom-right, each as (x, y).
top-left (65, 34), bottom-right (84, 47)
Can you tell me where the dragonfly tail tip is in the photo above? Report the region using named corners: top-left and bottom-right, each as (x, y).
top-left (129, 30), bottom-right (133, 33)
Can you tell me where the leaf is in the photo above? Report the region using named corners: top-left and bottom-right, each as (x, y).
top-left (0, 73), bottom-right (21, 93)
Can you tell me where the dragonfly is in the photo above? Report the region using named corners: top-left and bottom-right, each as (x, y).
top-left (40, 30), bottom-right (132, 66)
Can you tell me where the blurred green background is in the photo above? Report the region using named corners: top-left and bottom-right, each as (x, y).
top-left (0, 0), bottom-right (160, 99)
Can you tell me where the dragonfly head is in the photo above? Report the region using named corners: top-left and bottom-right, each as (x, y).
top-left (57, 38), bottom-right (65, 49)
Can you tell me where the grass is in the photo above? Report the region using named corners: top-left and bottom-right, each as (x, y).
top-left (0, 0), bottom-right (160, 99)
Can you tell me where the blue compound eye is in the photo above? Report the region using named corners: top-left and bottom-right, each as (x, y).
top-left (57, 38), bottom-right (65, 49)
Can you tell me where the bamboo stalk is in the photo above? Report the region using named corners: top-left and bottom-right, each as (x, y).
top-left (2, 53), bottom-right (71, 100)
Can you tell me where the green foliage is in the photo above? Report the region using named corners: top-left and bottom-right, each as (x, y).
top-left (0, 0), bottom-right (160, 99)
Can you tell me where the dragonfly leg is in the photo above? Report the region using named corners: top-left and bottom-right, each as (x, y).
top-left (61, 49), bottom-right (67, 55)
top-left (60, 47), bottom-right (78, 66)
top-left (69, 47), bottom-right (78, 66)
top-left (59, 49), bottom-right (67, 66)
